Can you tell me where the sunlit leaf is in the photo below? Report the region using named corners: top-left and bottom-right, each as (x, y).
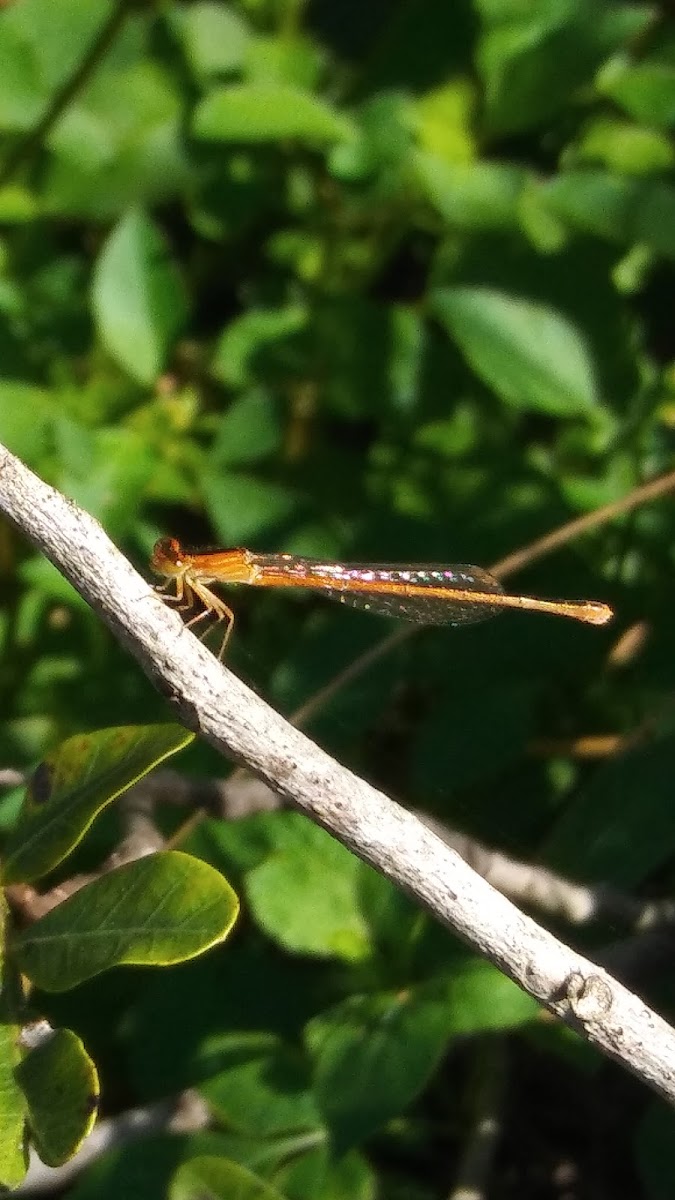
top-left (14, 851), bottom-right (240, 991)
top-left (92, 209), bottom-right (189, 384)
top-left (16, 1028), bottom-right (99, 1167)
top-left (246, 814), bottom-right (371, 962)
top-left (432, 286), bottom-right (599, 415)
top-left (193, 83), bottom-right (355, 145)
top-left (3, 724), bottom-right (194, 885)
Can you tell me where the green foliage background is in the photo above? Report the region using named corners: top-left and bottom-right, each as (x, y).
top-left (1, 0), bottom-right (675, 1195)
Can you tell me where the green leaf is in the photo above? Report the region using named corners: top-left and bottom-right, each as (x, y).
top-left (306, 988), bottom-right (454, 1150)
top-left (307, 967), bottom-right (537, 1149)
top-left (3, 724), bottom-right (194, 885)
top-left (15, 1028), bottom-right (99, 1167)
top-left (193, 83), bottom-right (355, 145)
top-left (275, 1146), bottom-right (376, 1200)
top-left (92, 208), bottom-right (189, 384)
top-left (210, 304), bottom-right (308, 389)
top-left (600, 59), bottom-right (675, 129)
top-left (198, 1032), bottom-right (319, 1136)
top-left (201, 469), bottom-right (300, 544)
top-left (432, 286), bottom-right (599, 415)
top-left (571, 117), bottom-right (675, 176)
top-left (179, 2), bottom-right (252, 81)
top-left (13, 851), bottom-right (240, 991)
top-left (0, 13), bottom-right (48, 132)
top-left (477, 0), bottom-right (652, 135)
top-left (0, 892), bottom-right (27, 1189)
top-left (415, 152), bottom-right (526, 230)
top-left (210, 392), bottom-right (283, 467)
top-left (170, 1155), bottom-right (285, 1200)
top-left (542, 170), bottom-right (675, 259)
top-left (44, 61), bottom-right (187, 220)
top-left (0, 382), bottom-right (52, 463)
top-left (246, 814), bottom-right (371, 962)
top-left (0, 1020), bottom-right (26, 1190)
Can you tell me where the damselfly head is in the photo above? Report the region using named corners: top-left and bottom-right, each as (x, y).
top-left (150, 537), bottom-right (186, 578)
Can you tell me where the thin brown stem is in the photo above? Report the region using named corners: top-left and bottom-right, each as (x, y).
top-left (490, 467), bottom-right (675, 578)
top-left (289, 467), bottom-right (675, 729)
top-left (0, 0), bottom-right (131, 189)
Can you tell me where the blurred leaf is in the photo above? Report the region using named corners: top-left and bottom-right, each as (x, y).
top-left (415, 79), bottom-right (475, 163)
top-left (570, 117), bottom-right (675, 176)
top-left (198, 1033), bottom-right (319, 1136)
top-left (92, 209), bottom-right (189, 384)
top-left (432, 286), bottom-right (599, 415)
top-left (45, 61), bottom-right (187, 219)
top-left (600, 57), bottom-right (675, 128)
top-left (14, 851), bottom-right (240, 991)
top-left (171, 1155), bottom-right (285, 1200)
top-left (210, 392), bottom-right (284, 466)
top-left (329, 92), bottom-right (414, 182)
top-left (477, 0), bottom-right (652, 135)
top-left (307, 966), bottom-right (536, 1149)
top-left (275, 1146), bottom-right (376, 1200)
top-left (0, 382), bottom-right (52, 462)
top-left (211, 304), bottom-right (308, 389)
top-left (306, 989), bottom-right (449, 1149)
top-left (56, 424), bottom-right (157, 532)
top-left (0, 0), bottom-right (110, 132)
top-left (194, 83), bottom-right (355, 145)
top-left (415, 152), bottom-right (526, 230)
top-left (179, 2), bottom-right (252, 81)
top-left (16, 1028), bottom-right (99, 1167)
top-left (3, 0), bottom-right (113, 94)
top-left (201, 469), bottom-right (300, 543)
top-left (3, 724), bottom-right (194, 885)
top-left (60, 1132), bottom-right (276, 1200)
top-left (542, 170), bottom-right (675, 259)
top-left (246, 813), bottom-right (371, 962)
top-left (247, 34), bottom-right (325, 91)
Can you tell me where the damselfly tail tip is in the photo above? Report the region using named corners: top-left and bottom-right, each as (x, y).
top-left (580, 601), bottom-right (614, 626)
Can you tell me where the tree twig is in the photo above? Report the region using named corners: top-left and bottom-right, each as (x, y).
top-left (15, 1091), bottom-right (209, 1195)
top-left (2, 442), bottom-right (675, 1104)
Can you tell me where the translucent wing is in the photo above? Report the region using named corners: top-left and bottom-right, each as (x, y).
top-left (253, 559), bottom-right (507, 627)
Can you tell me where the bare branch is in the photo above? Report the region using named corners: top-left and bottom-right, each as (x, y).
top-left (1, 442), bottom-right (675, 1104)
top-left (418, 815), bottom-right (647, 928)
top-left (15, 1092), bottom-right (209, 1195)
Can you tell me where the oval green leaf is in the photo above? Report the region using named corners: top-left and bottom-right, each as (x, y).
top-left (13, 851), bottom-right (239, 992)
top-left (307, 968), bottom-right (537, 1149)
top-left (2, 724), bottom-right (194, 886)
top-left (432, 286), bottom-right (599, 416)
top-left (92, 208), bottom-right (189, 384)
top-left (15, 1028), bottom-right (99, 1167)
top-left (193, 84), bottom-right (355, 145)
top-left (171, 1155), bottom-right (285, 1200)
top-left (246, 814), bottom-right (370, 962)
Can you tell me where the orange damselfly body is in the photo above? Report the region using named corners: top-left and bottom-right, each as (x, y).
top-left (150, 537), bottom-right (613, 660)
